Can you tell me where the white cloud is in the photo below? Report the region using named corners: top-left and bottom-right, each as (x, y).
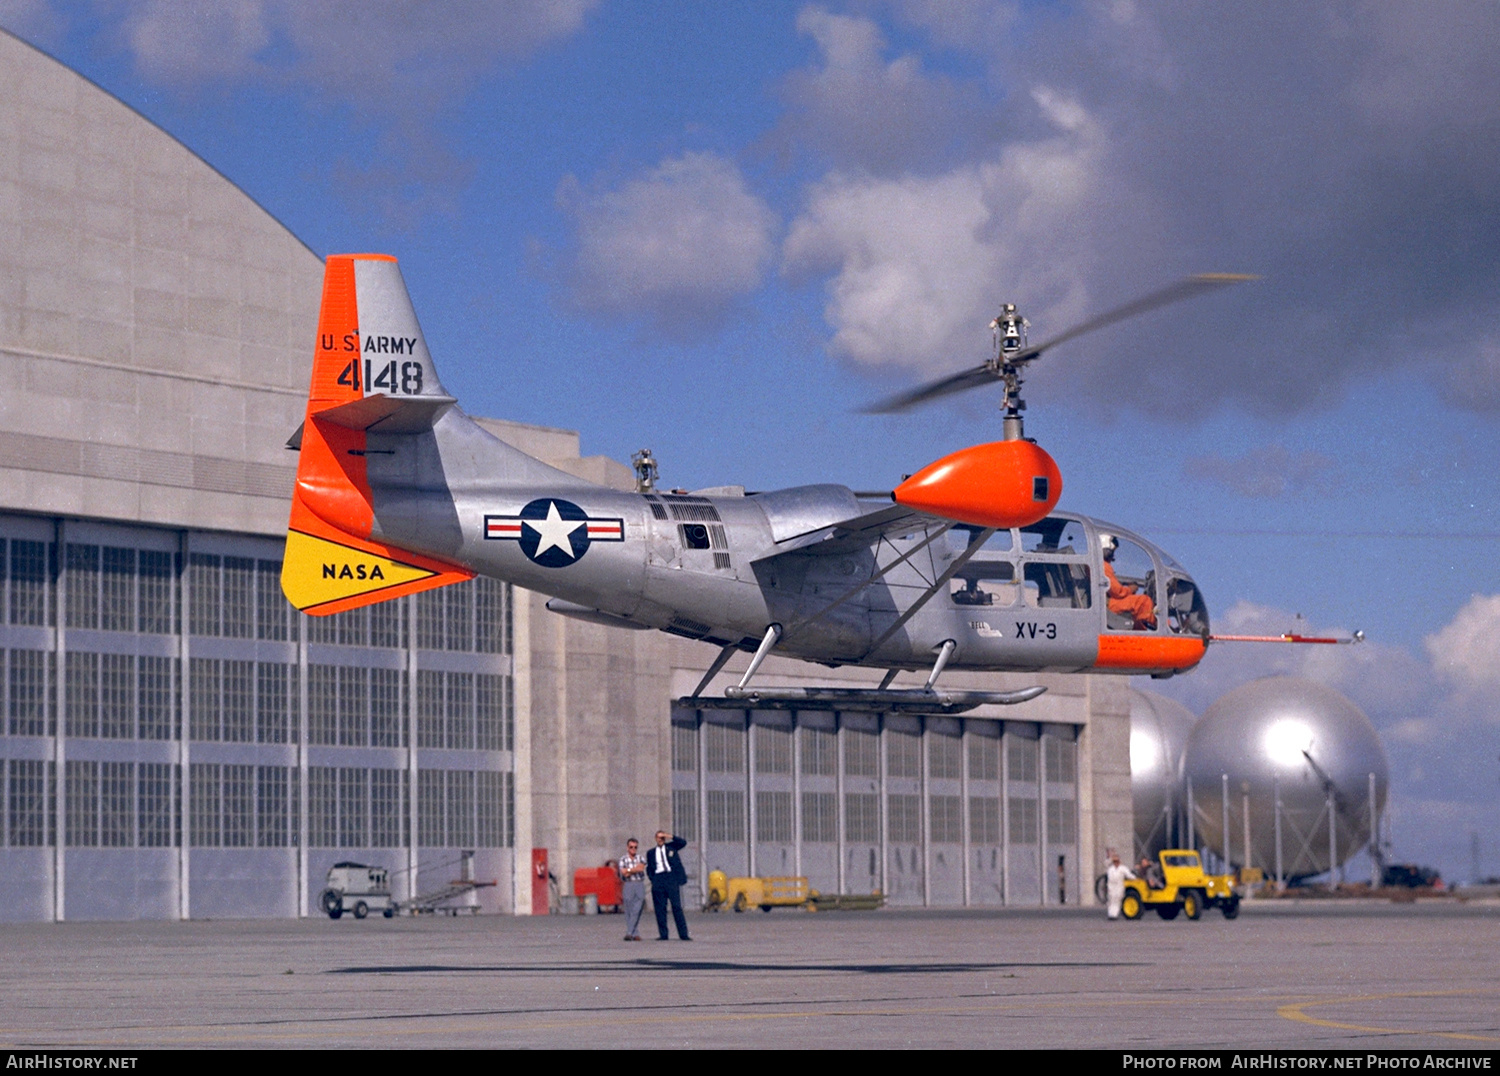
top-left (558, 152), bottom-right (778, 336)
top-left (774, 6), bottom-right (979, 175)
top-left (1425, 593), bottom-right (1500, 698)
top-left (782, 86), bottom-right (1100, 373)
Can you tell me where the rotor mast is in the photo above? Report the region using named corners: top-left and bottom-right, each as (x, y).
top-left (990, 304), bottom-right (1030, 441)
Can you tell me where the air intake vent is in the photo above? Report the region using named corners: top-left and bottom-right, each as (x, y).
top-left (668, 502), bottom-right (721, 522)
top-left (647, 501), bottom-right (668, 520)
top-left (665, 616), bottom-right (714, 640)
top-left (713, 552), bottom-right (732, 570)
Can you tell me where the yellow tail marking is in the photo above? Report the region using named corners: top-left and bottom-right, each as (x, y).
top-left (281, 530), bottom-right (436, 612)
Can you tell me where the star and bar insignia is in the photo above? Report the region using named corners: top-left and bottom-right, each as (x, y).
top-left (484, 498), bottom-right (624, 568)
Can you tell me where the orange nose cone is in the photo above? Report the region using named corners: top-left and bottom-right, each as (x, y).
top-left (894, 440), bottom-right (1062, 529)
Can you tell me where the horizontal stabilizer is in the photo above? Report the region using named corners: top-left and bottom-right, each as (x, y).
top-left (282, 525), bottom-right (471, 616)
top-left (694, 685), bottom-right (1047, 714)
top-left (314, 393), bottom-right (457, 434)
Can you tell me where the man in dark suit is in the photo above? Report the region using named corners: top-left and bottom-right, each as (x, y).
top-left (647, 829), bottom-right (691, 941)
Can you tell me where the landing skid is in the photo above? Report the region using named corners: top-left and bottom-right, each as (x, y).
top-left (684, 685), bottom-right (1045, 714)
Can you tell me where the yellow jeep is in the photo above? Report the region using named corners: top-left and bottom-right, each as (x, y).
top-left (1122, 850), bottom-right (1241, 921)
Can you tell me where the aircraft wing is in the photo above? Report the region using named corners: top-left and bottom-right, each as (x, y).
top-left (755, 502), bottom-right (945, 559)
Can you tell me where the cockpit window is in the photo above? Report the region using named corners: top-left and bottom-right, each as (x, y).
top-left (1020, 518), bottom-right (1087, 555)
top-left (948, 527), bottom-right (1014, 555)
top-left (1165, 574), bottom-right (1210, 637)
top-left (1103, 536), bottom-right (1158, 632)
top-left (1022, 562), bottom-right (1091, 609)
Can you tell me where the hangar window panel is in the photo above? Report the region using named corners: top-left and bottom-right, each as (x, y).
top-left (222, 660), bottom-right (253, 743)
top-left (416, 590), bottom-right (444, 650)
top-left (671, 724), bottom-right (698, 772)
top-left (416, 670), bottom-right (443, 748)
top-left (888, 793), bottom-right (921, 843)
top-left (309, 768), bottom-right (337, 847)
top-left (929, 733), bottom-right (962, 780)
top-left (65, 651), bottom-right (99, 737)
top-left (9, 760), bottom-right (53, 847)
top-left (188, 554), bottom-right (220, 636)
top-left (754, 724), bottom-right (792, 775)
top-left (970, 796), bottom-right (1000, 846)
top-left (800, 725), bottom-right (835, 776)
top-left (447, 584), bottom-right (473, 652)
top-left (10, 541), bottom-right (51, 627)
top-left (504, 676), bottom-right (514, 752)
top-left (801, 791), bottom-right (836, 843)
top-left (65, 544), bottom-right (100, 629)
top-left (476, 770), bottom-right (503, 848)
top-left (446, 672), bottom-right (474, 750)
top-left (369, 598), bottom-right (402, 649)
top-left (101, 762), bottom-right (134, 847)
top-left (372, 668), bottom-right (406, 748)
top-left (138, 763), bottom-right (176, 848)
top-left (305, 611), bottom-right (338, 645)
top-left (66, 760), bottom-right (98, 847)
top-left (339, 767), bottom-right (368, 848)
top-left (968, 734), bottom-right (999, 782)
top-left (256, 561), bottom-right (291, 642)
top-left (1046, 798), bottom-right (1076, 845)
top-left (335, 606), bottom-right (367, 648)
top-left (338, 665), bottom-right (369, 747)
top-left (706, 789), bottom-right (745, 843)
top-left (475, 577), bottom-right (507, 654)
top-left (930, 795), bottom-right (962, 843)
top-left (447, 769), bottom-right (475, 847)
top-left (671, 789), bottom-right (697, 841)
top-left (190, 763), bottom-right (221, 847)
top-left (255, 663), bottom-right (292, 745)
top-left (138, 657), bottom-right (176, 741)
top-left (1045, 736), bottom-right (1077, 784)
top-left (221, 557), bottom-right (255, 639)
top-left (100, 653), bottom-right (134, 739)
top-left (755, 790), bottom-right (793, 843)
top-left (101, 546), bottom-right (135, 631)
top-left (189, 658), bottom-right (221, 741)
top-left (475, 674), bottom-right (504, 751)
top-left (504, 772), bottom-right (513, 848)
top-left (887, 730), bottom-right (921, 779)
top-left (256, 766), bottom-right (289, 848)
top-left (1008, 737), bottom-right (1039, 784)
top-left (138, 551), bottom-right (175, 635)
top-left (705, 721), bottom-right (744, 774)
top-left (308, 665), bottom-right (338, 746)
top-left (844, 729), bottom-right (878, 778)
top-left (9, 649), bottom-right (54, 736)
top-left (418, 769), bottom-right (444, 846)
top-left (1008, 797), bottom-right (1038, 845)
top-left (223, 764), bottom-right (254, 848)
top-left (844, 792), bottom-right (879, 843)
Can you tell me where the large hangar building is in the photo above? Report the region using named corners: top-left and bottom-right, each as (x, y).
top-left (0, 29), bottom-right (1131, 920)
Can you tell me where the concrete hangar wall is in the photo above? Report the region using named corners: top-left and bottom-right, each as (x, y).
top-left (0, 29), bottom-right (1131, 920)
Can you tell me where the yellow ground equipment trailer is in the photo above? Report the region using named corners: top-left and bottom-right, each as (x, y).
top-left (1122, 850), bottom-right (1241, 921)
top-left (705, 871), bottom-right (811, 912)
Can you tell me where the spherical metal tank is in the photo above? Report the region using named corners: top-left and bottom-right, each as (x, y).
top-left (1182, 677), bottom-right (1388, 880)
top-left (1129, 690), bottom-right (1198, 858)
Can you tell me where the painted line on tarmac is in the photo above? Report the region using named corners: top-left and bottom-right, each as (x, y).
top-left (1276, 990), bottom-right (1500, 1043)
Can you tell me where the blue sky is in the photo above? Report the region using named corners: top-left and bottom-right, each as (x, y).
top-left (5, 0), bottom-right (1499, 882)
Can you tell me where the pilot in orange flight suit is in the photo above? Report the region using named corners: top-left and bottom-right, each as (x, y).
top-left (1101, 534), bottom-right (1156, 630)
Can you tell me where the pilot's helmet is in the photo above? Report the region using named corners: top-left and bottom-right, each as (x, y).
top-left (1099, 533), bottom-right (1118, 555)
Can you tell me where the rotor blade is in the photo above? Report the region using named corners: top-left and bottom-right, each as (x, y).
top-left (1011, 273), bottom-right (1257, 364)
top-left (862, 272), bottom-right (1256, 414)
top-left (861, 364), bottom-right (998, 415)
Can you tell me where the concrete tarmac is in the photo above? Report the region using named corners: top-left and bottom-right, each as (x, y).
top-left (1, 901), bottom-right (1497, 1050)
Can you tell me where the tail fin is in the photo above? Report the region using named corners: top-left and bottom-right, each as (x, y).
top-left (281, 254), bottom-right (473, 616)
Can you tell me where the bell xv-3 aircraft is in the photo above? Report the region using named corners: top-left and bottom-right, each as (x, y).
top-left (282, 255), bottom-right (1349, 714)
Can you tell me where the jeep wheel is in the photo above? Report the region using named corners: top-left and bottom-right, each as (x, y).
top-left (319, 889), bottom-right (342, 919)
top-left (1156, 904), bottom-right (1180, 920)
top-left (1094, 873), bottom-right (1108, 904)
top-left (1221, 898), bottom-right (1240, 920)
top-left (1121, 892), bottom-right (1142, 920)
top-left (733, 893), bottom-right (748, 913)
top-left (1182, 889), bottom-right (1203, 920)
top-left (354, 901), bottom-right (369, 920)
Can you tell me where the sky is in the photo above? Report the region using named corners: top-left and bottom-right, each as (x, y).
top-left (3, 0), bottom-right (1499, 883)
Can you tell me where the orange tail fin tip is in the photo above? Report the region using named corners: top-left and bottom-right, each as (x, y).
top-left (282, 254), bottom-right (472, 616)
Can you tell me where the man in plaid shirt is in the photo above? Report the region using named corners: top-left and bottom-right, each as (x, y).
top-left (618, 838), bottom-right (647, 941)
